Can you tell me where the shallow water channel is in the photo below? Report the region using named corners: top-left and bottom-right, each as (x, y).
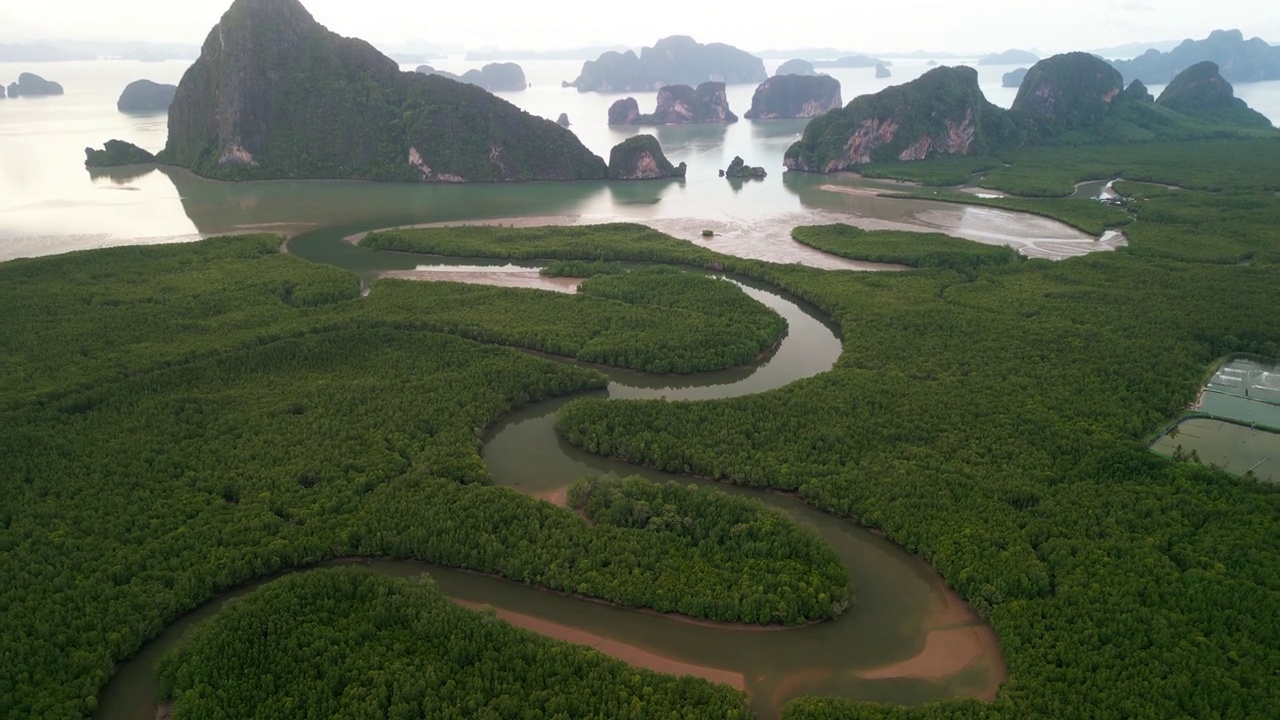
top-left (96, 231), bottom-right (1003, 720)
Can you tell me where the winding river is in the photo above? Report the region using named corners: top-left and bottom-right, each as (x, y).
top-left (95, 226), bottom-right (1004, 720)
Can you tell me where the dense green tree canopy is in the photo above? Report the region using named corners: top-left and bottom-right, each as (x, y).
top-left (156, 568), bottom-right (752, 719)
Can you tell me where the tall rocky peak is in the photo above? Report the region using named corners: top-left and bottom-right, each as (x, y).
top-left (1011, 52), bottom-right (1124, 135)
top-left (1157, 61), bottom-right (1273, 127)
top-left (163, 0), bottom-right (606, 182)
top-left (785, 66), bottom-right (1017, 172)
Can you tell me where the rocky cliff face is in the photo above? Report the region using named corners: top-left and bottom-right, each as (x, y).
top-left (1011, 52), bottom-right (1124, 136)
top-left (608, 98), bottom-right (641, 125)
top-left (568, 36), bottom-right (766, 92)
top-left (607, 135), bottom-right (687, 180)
top-left (722, 156), bottom-right (767, 179)
top-left (609, 82), bottom-right (738, 125)
top-left (784, 66), bottom-right (1017, 172)
top-left (744, 75), bottom-right (842, 120)
top-left (7, 72), bottom-right (63, 97)
top-left (117, 80), bottom-right (177, 113)
top-left (1157, 61), bottom-right (1273, 127)
top-left (163, 0), bottom-right (605, 182)
top-left (1112, 29), bottom-right (1280, 84)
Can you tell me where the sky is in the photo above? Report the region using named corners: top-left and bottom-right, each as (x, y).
top-left (0, 0), bottom-right (1276, 55)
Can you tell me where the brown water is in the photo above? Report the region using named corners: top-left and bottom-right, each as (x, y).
top-left (93, 253), bottom-right (1003, 720)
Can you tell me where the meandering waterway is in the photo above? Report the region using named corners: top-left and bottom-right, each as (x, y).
top-left (95, 230), bottom-right (1005, 720)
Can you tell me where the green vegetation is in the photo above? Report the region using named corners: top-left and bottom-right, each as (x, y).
top-left (539, 260), bottom-right (626, 278)
top-left (362, 223), bottom-right (733, 267)
top-left (785, 66), bottom-right (1020, 171)
top-left (1011, 52), bottom-right (1124, 139)
top-left (850, 138), bottom-right (1280, 197)
top-left (725, 156), bottom-right (768, 180)
top-left (0, 235), bottom-right (360, 406)
top-left (859, 155), bottom-right (1001, 187)
top-left (163, 0), bottom-right (605, 182)
top-left (786, 52), bottom-right (1276, 176)
top-left (791, 224), bottom-right (1022, 271)
top-left (157, 568), bottom-right (752, 719)
top-left (547, 201), bottom-right (1279, 718)
top-left (1116, 181), bottom-right (1280, 264)
top-left (83, 139), bottom-right (157, 167)
top-left (744, 74), bottom-right (842, 120)
top-left (568, 475), bottom-right (852, 622)
top-left (8, 134), bottom-right (1280, 719)
top-left (364, 268), bottom-right (787, 373)
top-left (0, 233), bottom-right (839, 718)
top-left (1156, 61), bottom-right (1273, 128)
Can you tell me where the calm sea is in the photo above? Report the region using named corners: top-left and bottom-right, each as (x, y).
top-left (1, 57), bottom-right (1276, 261)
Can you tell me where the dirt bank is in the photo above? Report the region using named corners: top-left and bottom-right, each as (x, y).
top-left (453, 600), bottom-right (746, 690)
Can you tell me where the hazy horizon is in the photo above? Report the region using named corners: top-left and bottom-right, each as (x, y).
top-left (0, 0), bottom-right (1275, 57)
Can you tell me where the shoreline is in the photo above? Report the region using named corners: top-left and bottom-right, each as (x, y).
top-left (344, 215), bottom-right (584, 246)
top-left (858, 580), bottom-right (1007, 700)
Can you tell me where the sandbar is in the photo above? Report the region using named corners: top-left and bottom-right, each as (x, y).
top-left (859, 581), bottom-right (1007, 700)
top-left (380, 265), bottom-right (582, 294)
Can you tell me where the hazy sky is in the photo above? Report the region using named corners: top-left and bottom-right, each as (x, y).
top-left (1, 0), bottom-right (1275, 54)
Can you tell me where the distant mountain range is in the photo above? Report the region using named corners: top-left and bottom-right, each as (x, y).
top-left (1110, 29), bottom-right (1280, 85)
top-left (1090, 40), bottom-right (1185, 60)
top-left (0, 40), bottom-right (199, 61)
top-left (465, 47), bottom-right (635, 62)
